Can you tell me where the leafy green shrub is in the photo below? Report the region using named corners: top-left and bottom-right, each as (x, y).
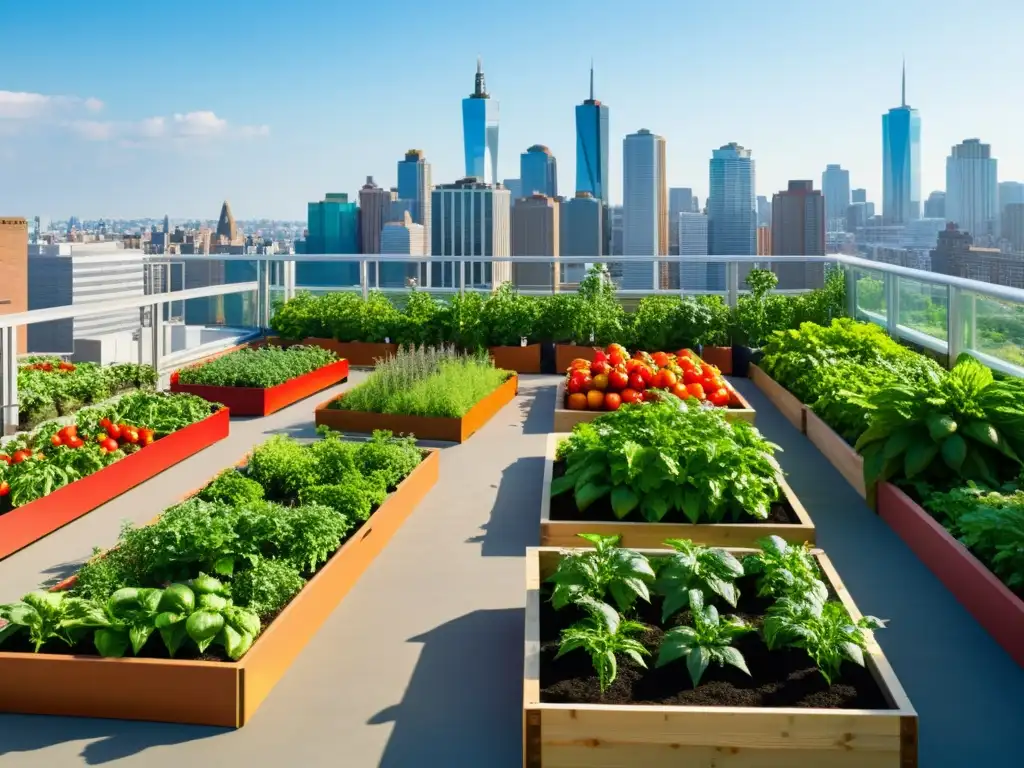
top-left (854, 355), bottom-right (1024, 489)
top-left (355, 430), bottom-right (423, 488)
top-left (361, 291), bottom-right (403, 343)
top-left (536, 294), bottom-right (584, 343)
top-left (630, 296), bottom-right (713, 352)
top-left (394, 290), bottom-right (446, 347)
top-left (299, 483), bottom-right (373, 522)
top-left (177, 345), bottom-right (336, 388)
top-left (198, 469), bottom-right (265, 506)
top-left (552, 396), bottom-right (782, 523)
top-left (247, 436), bottom-right (321, 500)
top-left (480, 282), bottom-right (539, 346)
top-left (230, 558), bottom-right (306, 616)
top-left (440, 292), bottom-right (487, 350)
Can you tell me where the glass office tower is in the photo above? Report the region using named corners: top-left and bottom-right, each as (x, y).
top-left (882, 62), bottom-right (922, 224)
top-left (520, 145), bottom-right (558, 198)
top-left (462, 58), bottom-right (499, 184)
top-left (575, 64), bottom-right (609, 204)
top-left (299, 193), bottom-right (359, 287)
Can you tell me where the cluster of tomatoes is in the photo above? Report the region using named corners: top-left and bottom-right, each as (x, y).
top-left (22, 361), bottom-right (76, 373)
top-left (0, 450), bottom-right (45, 497)
top-left (564, 344), bottom-right (734, 412)
top-left (92, 418), bottom-right (156, 453)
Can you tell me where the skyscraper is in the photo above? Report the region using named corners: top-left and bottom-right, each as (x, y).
top-left (924, 191), bottom-right (946, 219)
top-left (678, 212), bottom-right (709, 291)
top-left (575, 63), bottom-right (609, 205)
top-left (669, 187), bottom-right (696, 253)
top-left (462, 58), bottom-right (499, 184)
top-left (882, 62), bottom-right (922, 224)
top-left (560, 192), bottom-right (603, 284)
top-left (771, 180), bottom-right (825, 289)
top-left (821, 165), bottom-right (851, 228)
top-left (852, 188), bottom-right (867, 204)
top-left (0, 216), bottom-right (28, 354)
top-left (708, 143), bottom-right (756, 290)
top-left (622, 129), bottom-right (667, 290)
top-left (397, 149), bottom-right (432, 255)
top-left (215, 200), bottom-right (238, 243)
top-left (502, 178), bottom-right (522, 200)
top-left (300, 193), bottom-right (359, 286)
top-left (998, 181), bottom-right (1024, 214)
top-left (946, 139), bottom-right (999, 240)
top-left (512, 195), bottom-right (559, 290)
top-left (520, 145), bottom-right (558, 198)
top-left (359, 176), bottom-right (396, 255)
top-left (756, 196), bottom-right (772, 228)
top-left (379, 212), bottom-right (426, 288)
top-left (430, 178), bottom-right (511, 289)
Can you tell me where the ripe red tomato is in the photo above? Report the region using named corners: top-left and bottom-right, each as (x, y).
top-left (0, 480), bottom-right (9, 497)
top-left (50, 434), bottom-right (63, 447)
top-left (604, 392), bottom-right (622, 411)
top-left (620, 387), bottom-right (642, 404)
top-left (567, 393), bottom-right (588, 410)
top-left (101, 437), bottom-right (119, 452)
top-left (702, 376), bottom-right (720, 393)
top-left (683, 369), bottom-right (702, 385)
top-left (586, 390), bottom-right (605, 410)
top-left (708, 388), bottom-right (730, 407)
top-left (608, 350), bottom-right (625, 367)
top-left (607, 343), bottom-right (628, 358)
top-left (638, 366), bottom-right (655, 385)
top-left (628, 372), bottom-right (646, 391)
top-left (672, 382), bottom-right (689, 399)
top-left (651, 351), bottom-right (669, 368)
top-left (593, 349), bottom-right (608, 364)
top-left (590, 360), bottom-right (611, 377)
top-left (567, 377), bottom-right (583, 394)
top-left (12, 450), bottom-right (31, 464)
top-left (660, 369), bottom-right (678, 388)
top-left (686, 382), bottom-right (706, 401)
top-left (106, 423), bottom-right (122, 440)
top-left (608, 369), bottom-right (629, 390)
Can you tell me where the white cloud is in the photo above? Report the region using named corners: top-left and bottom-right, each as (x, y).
top-left (0, 90), bottom-right (267, 143)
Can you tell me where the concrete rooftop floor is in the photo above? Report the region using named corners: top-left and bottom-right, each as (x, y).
top-left (0, 373), bottom-right (1022, 767)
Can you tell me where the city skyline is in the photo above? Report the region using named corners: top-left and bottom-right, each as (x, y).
top-left (2, 0), bottom-right (1023, 219)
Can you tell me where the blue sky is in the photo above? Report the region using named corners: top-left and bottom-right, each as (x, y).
top-left (1, 0), bottom-right (1021, 221)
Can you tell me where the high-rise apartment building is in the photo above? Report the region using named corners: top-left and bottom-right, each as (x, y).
top-left (821, 165), bottom-right (851, 229)
top-left (430, 178), bottom-right (511, 289)
top-left (708, 143), bottom-right (756, 290)
top-left (462, 59), bottom-right (499, 184)
top-left (924, 191), bottom-right (946, 219)
top-left (931, 223), bottom-right (1023, 288)
top-left (512, 195), bottom-right (559, 290)
top-left (301, 193), bottom-right (359, 286)
top-left (379, 212), bottom-right (426, 288)
top-left (678, 212), bottom-right (709, 291)
top-left (757, 225), bottom-right (771, 256)
top-left (669, 187), bottom-right (697, 253)
top-left (622, 129), bottom-right (667, 290)
top-left (756, 196), bottom-right (772, 228)
top-left (998, 181), bottom-right (1024, 217)
top-left (520, 145), bottom-right (558, 198)
top-left (946, 138), bottom-right (999, 240)
top-left (0, 217), bottom-right (28, 352)
top-left (359, 176), bottom-right (396, 255)
top-left (1002, 204), bottom-right (1024, 251)
top-left (397, 149), bottom-right (432, 256)
top-left (882, 63), bottom-right (922, 224)
top-left (609, 205), bottom-right (624, 257)
top-left (852, 188), bottom-right (867, 204)
top-left (575, 64), bottom-right (609, 206)
top-left (560, 192), bottom-right (603, 284)
top-left (771, 181), bottom-right (826, 289)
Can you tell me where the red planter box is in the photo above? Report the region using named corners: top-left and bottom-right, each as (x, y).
top-left (171, 359), bottom-right (350, 417)
top-left (877, 482), bottom-right (1024, 668)
top-left (0, 408), bottom-right (230, 561)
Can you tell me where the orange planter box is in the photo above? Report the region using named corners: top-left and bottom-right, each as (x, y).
top-left (300, 338), bottom-right (397, 367)
top-left (749, 363), bottom-right (806, 432)
top-left (877, 483), bottom-right (1024, 669)
top-left (554, 344), bottom-right (598, 373)
top-left (315, 374), bottom-right (518, 443)
top-left (171, 359), bottom-right (349, 417)
top-left (489, 344), bottom-right (541, 374)
top-left (0, 408), bottom-right (229, 561)
top-left (0, 448), bottom-right (439, 727)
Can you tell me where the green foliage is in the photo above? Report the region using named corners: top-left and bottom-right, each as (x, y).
top-left (299, 483), bottom-right (373, 522)
top-left (535, 294), bottom-right (584, 343)
top-left (440, 292), bottom-right (487, 350)
top-left (742, 535), bottom-right (825, 599)
top-left (354, 430), bottom-right (422, 489)
top-left (696, 296), bottom-right (733, 347)
top-left (577, 264), bottom-right (628, 346)
top-left (394, 290), bottom-right (446, 347)
top-left (555, 596), bottom-right (649, 693)
top-left (732, 268), bottom-right (783, 347)
top-left (177, 345), bottom-right (337, 388)
top-left (763, 581), bottom-right (886, 684)
top-left (230, 558), bottom-right (306, 617)
top-left (552, 397), bottom-right (782, 523)
top-left (361, 291), bottom-right (403, 343)
top-left (334, 344), bottom-right (510, 418)
top-left (854, 355), bottom-right (1024, 489)
top-left (655, 589), bottom-right (753, 686)
top-left (247, 435), bottom-right (321, 500)
top-left (629, 296), bottom-right (714, 352)
top-left (198, 469), bottom-right (265, 506)
top-left (654, 539), bottom-right (745, 622)
top-left (480, 282), bottom-right (539, 346)
top-left (547, 533), bottom-right (655, 612)
top-left (0, 591), bottom-right (106, 651)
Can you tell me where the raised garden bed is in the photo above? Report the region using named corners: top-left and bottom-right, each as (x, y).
top-left (749, 363), bottom-right (805, 432)
top-left (0, 446), bottom-right (440, 727)
top-left (0, 400), bottom-right (228, 561)
top-left (524, 545), bottom-right (917, 767)
top-left (877, 483), bottom-right (1024, 668)
top-left (805, 408), bottom-right (866, 498)
top-left (294, 337), bottom-right (396, 368)
top-left (539, 433), bottom-right (814, 548)
top-left (171, 356), bottom-right (350, 417)
top-left (489, 343), bottom-right (541, 374)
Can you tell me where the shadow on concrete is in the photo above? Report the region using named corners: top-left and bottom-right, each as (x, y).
top-left (517, 383), bottom-right (555, 435)
top-left (36, 558), bottom-right (88, 589)
top-left (731, 375), bottom-right (1024, 768)
top-left (466, 456), bottom-right (542, 557)
top-left (368, 608), bottom-right (522, 768)
top-left (0, 715), bottom-right (225, 765)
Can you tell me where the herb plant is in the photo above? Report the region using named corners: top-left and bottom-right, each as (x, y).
top-left (555, 596), bottom-right (649, 693)
top-left (742, 535), bottom-right (825, 599)
top-left (655, 589), bottom-right (753, 686)
top-left (0, 591), bottom-right (106, 651)
top-left (547, 533), bottom-right (655, 612)
top-left (479, 282), bottom-right (539, 346)
top-left (654, 538), bottom-right (745, 621)
top-left (552, 397), bottom-right (782, 523)
top-left (177, 345), bottom-right (337, 388)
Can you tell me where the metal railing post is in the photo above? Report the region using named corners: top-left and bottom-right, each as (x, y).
top-left (150, 302), bottom-right (164, 371)
top-left (459, 261), bottom-right (466, 295)
top-left (845, 265), bottom-right (858, 317)
top-left (0, 326), bottom-right (18, 436)
top-left (726, 262), bottom-right (739, 308)
top-left (883, 272), bottom-right (899, 337)
top-left (947, 285), bottom-right (963, 366)
top-left (283, 259), bottom-right (296, 302)
top-left (359, 259), bottom-right (369, 301)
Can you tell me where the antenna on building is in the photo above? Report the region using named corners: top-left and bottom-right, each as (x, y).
top-left (589, 59), bottom-right (594, 101)
top-left (901, 58), bottom-right (906, 107)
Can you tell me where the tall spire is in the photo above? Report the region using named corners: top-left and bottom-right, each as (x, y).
top-left (589, 59), bottom-right (594, 101)
top-left (473, 56), bottom-right (488, 98)
top-left (901, 58), bottom-right (906, 107)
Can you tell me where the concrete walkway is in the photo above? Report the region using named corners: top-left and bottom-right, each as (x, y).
top-left (0, 374), bottom-right (1022, 767)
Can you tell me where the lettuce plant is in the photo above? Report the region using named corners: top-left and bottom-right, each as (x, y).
top-left (0, 591), bottom-right (107, 651)
top-left (654, 538), bottom-right (744, 622)
top-left (655, 589), bottom-right (753, 686)
top-left (547, 533), bottom-right (655, 612)
top-left (554, 596), bottom-right (649, 694)
top-left (177, 345), bottom-right (337, 388)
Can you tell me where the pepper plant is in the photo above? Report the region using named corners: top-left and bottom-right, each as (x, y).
top-left (554, 596), bottom-right (649, 694)
top-left (546, 533), bottom-right (655, 612)
top-left (654, 538), bottom-right (744, 622)
top-left (655, 589), bottom-right (753, 687)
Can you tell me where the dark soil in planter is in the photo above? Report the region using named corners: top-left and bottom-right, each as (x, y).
top-left (549, 461), bottom-right (799, 525)
top-left (539, 577), bottom-right (892, 709)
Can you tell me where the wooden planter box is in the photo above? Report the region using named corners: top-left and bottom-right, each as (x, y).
top-left (877, 483), bottom-right (1024, 669)
top-left (0, 448), bottom-right (440, 727)
top-left (552, 378), bottom-right (755, 433)
top-left (297, 338), bottom-right (397, 368)
top-left (0, 408), bottom-right (229, 561)
top-left (524, 546), bottom-right (918, 767)
top-left (171, 359), bottom-right (350, 417)
top-left (699, 344), bottom-right (733, 375)
top-left (749, 364), bottom-right (806, 432)
top-left (539, 433), bottom-right (814, 548)
top-left (554, 344), bottom-right (598, 373)
top-left (805, 409), bottom-right (866, 498)
top-left (489, 344), bottom-right (542, 374)
top-left (315, 374), bottom-right (518, 443)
